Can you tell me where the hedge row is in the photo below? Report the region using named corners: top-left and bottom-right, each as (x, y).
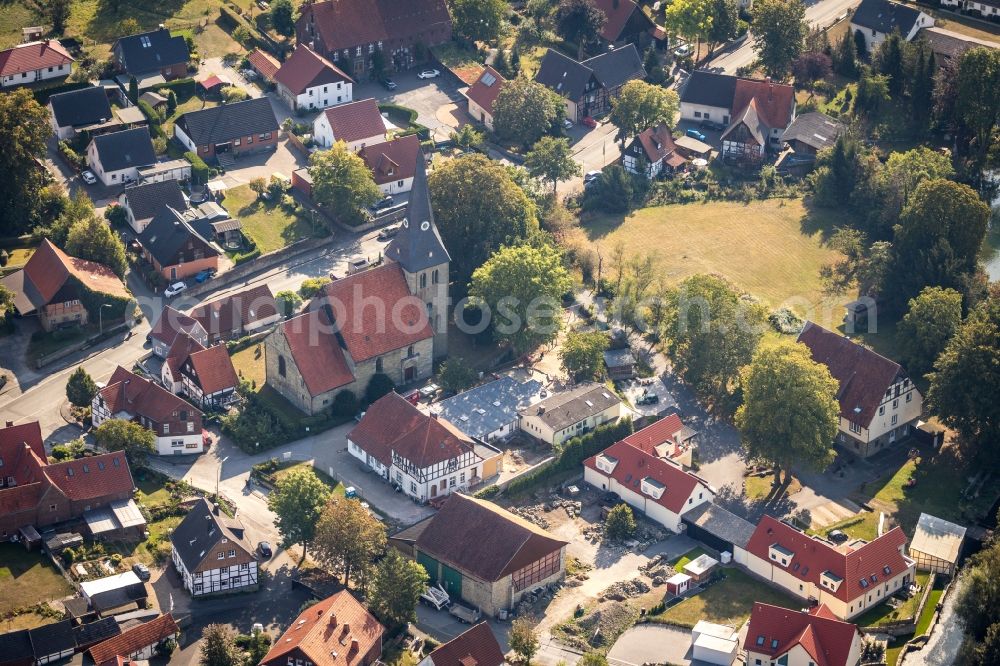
top-left (478, 418), bottom-right (635, 498)
top-left (183, 151), bottom-right (210, 185)
top-left (219, 5), bottom-right (281, 55)
top-left (379, 103), bottom-right (431, 140)
top-left (146, 77), bottom-right (196, 98)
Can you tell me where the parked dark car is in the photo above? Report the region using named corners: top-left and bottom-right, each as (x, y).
top-left (636, 393), bottom-right (660, 406)
top-left (257, 541), bottom-right (273, 558)
top-left (369, 195), bottom-right (394, 213)
top-left (381, 77), bottom-right (397, 90)
top-left (700, 119), bottom-right (726, 131)
top-left (132, 563), bottom-right (150, 581)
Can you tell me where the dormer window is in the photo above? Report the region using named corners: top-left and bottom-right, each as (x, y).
top-left (769, 544), bottom-right (794, 566)
top-left (640, 476), bottom-right (665, 500)
top-left (596, 454), bottom-right (618, 474)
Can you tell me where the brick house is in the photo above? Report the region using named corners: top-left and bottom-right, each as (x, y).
top-left (534, 45), bottom-right (645, 122)
top-left (112, 28), bottom-right (190, 80)
top-left (136, 205), bottom-right (221, 282)
top-left (169, 498), bottom-right (258, 596)
top-left (92, 366), bottom-right (206, 456)
top-left (260, 591), bottom-right (383, 666)
top-left (188, 284), bottom-right (281, 344)
top-left (174, 97), bottom-right (279, 161)
top-left (296, 0), bottom-right (452, 78)
top-left (0, 239), bottom-right (132, 332)
top-left (0, 421), bottom-right (136, 539)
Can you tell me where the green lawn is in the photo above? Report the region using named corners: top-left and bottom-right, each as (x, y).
top-left (915, 580), bottom-right (945, 637)
top-left (581, 198), bottom-right (848, 314)
top-left (855, 573), bottom-right (930, 627)
top-left (651, 568), bottom-right (800, 629)
top-left (136, 476), bottom-right (173, 506)
top-left (3, 248), bottom-right (34, 267)
top-left (222, 185), bottom-right (318, 254)
top-left (231, 343), bottom-right (265, 387)
top-left (26, 326), bottom-right (94, 363)
top-left (0, 544), bottom-right (74, 616)
top-left (669, 547), bottom-right (710, 574)
top-left (746, 474), bottom-right (802, 501)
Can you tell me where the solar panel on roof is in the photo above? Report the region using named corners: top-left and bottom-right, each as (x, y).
top-left (481, 72), bottom-right (497, 86)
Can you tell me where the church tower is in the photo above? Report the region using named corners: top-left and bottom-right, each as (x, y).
top-left (384, 154), bottom-right (450, 358)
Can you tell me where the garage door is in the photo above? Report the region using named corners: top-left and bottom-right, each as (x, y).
top-left (417, 552), bottom-right (440, 585)
top-left (441, 563), bottom-right (463, 597)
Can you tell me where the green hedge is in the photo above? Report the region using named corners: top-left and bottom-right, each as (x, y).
top-left (152, 77), bottom-right (197, 98)
top-left (219, 5), bottom-right (281, 54)
top-left (379, 103), bottom-right (431, 140)
top-left (231, 245), bottom-right (262, 264)
top-left (33, 80), bottom-right (92, 104)
top-left (183, 151), bottom-right (210, 185)
top-left (478, 418), bottom-right (635, 498)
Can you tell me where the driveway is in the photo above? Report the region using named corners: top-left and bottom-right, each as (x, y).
top-left (216, 138), bottom-right (306, 187)
top-left (354, 72), bottom-right (466, 141)
top-left (608, 624), bottom-right (693, 666)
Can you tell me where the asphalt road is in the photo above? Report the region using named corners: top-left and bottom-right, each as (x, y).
top-left (704, 0), bottom-right (863, 74)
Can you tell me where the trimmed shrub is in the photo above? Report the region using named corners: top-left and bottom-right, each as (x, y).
top-left (184, 151), bottom-right (210, 185)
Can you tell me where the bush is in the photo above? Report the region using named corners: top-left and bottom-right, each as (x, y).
top-left (154, 77), bottom-right (197, 98)
top-left (184, 151), bottom-right (210, 185)
top-left (299, 277), bottom-right (331, 298)
top-left (331, 389), bottom-right (359, 417)
top-left (365, 373), bottom-right (396, 404)
top-left (605, 504), bottom-right (637, 541)
top-left (58, 140), bottom-right (86, 171)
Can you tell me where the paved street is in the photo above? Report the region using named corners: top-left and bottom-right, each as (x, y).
top-left (608, 623), bottom-right (694, 666)
top-left (705, 0), bottom-right (862, 74)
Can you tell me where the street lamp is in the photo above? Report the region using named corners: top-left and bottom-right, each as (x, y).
top-left (98, 303), bottom-right (112, 335)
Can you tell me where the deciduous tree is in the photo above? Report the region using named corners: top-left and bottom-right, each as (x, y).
top-left (368, 549), bottom-right (428, 631)
top-left (555, 0), bottom-right (606, 58)
top-left (266, 467), bottom-right (332, 562)
top-left (897, 287), bottom-right (963, 380)
top-left (469, 243), bottom-right (572, 354)
top-left (525, 136), bottom-right (580, 193)
top-left (492, 78), bottom-right (562, 148)
top-left (955, 538), bottom-right (1000, 644)
top-left (65, 214), bottom-right (128, 278)
top-left (269, 0), bottom-right (296, 36)
top-left (559, 330), bottom-right (609, 381)
top-left (314, 496), bottom-right (387, 586)
top-left (200, 624), bottom-right (241, 666)
top-left (436, 358), bottom-right (479, 392)
top-left (48, 0), bottom-right (72, 35)
top-left (609, 80), bottom-right (679, 144)
top-left (309, 142), bottom-right (381, 227)
top-left (751, 0), bottom-right (808, 79)
top-left (665, 0), bottom-right (713, 60)
top-left (955, 48), bottom-right (1000, 168)
top-left (429, 154), bottom-right (537, 285)
top-left (66, 366), bottom-right (98, 408)
top-left (510, 617), bottom-right (540, 665)
top-left (93, 419), bottom-right (156, 466)
top-left (450, 0), bottom-right (508, 44)
top-left (736, 342), bottom-right (839, 485)
top-left (364, 373), bottom-right (396, 404)
top-left (0, 88), bottom-right (53, 236)
top-left (707, 0), bottom-right (739, 53)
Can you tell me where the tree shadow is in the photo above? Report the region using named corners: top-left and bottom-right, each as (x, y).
top-left (799, 195), bottom-right (850, 242)
top-left (87, 0), bottom-right (190, 44)
top-left (580, 210), bottom-right (629, 242)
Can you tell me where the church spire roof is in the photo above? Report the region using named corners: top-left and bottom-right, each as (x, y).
top-left (384, 153), bottom-right (450, 273)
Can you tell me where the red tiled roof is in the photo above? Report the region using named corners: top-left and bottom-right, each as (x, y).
top-left (320, 98), bottom-right (386, 145)
top-left (0, 40), bottom-right (73, 76)
top-left (23, 239), bottom-right (129, 304)
top-left (583, 439), bottom-right (708, 514)
top-left (185, 344), bottom-right (239, 395)
top-left (247, 48), bottom-right (280, 81)
top-left (0, 482), bottom-right (44, 516)
top-left (260, 591), bottom-right (384, 666)
top-left (0, 421), bottom-right (45, 460)
top-left (796, 321), bottom-right (906, 427)
top-left (279, 307), bottom-right (355, 397)
top-left (275, 44), bottom-right (353, 95)
top-left (427, 622), bottom-right (504, 666)
top-left (744, 603), bottom-right (861, 666)
top-left (189, 284), bottom-right (279, 340)
top-left (45, 452), bottom-right (134, 502)
top-left (619, 413), bottom-right (687, 451)
top-left (593, 0), bottom-right (646, 42)
top-left (198, 74), bottom-right (227, 90)
top-left (165, 332), bottom-right (206, 377)
top-left (746, 516), bottom-right (912, 603)
top-left (88, 614), bottom-right (179, 664)
top-left (633, 123), bottom-right (681, 165)
top-left (97, 366), bottom-right (203, 423)
top-left (319, 263), bottom-right (432, 362)
top-left (465, 66), bottom-right (506, 116)
top-left (149, 305), bottom-right (204, 346)
top-left (358, 135), bottom-right (421, 186)
top-left (299, 0), bottom-right (451, 51)
top-left (731, 78), bottom-right (795, 130)
top-left (349, 393), bottom-right (476, 468)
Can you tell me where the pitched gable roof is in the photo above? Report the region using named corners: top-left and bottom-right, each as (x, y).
top-left (619, 413), bottom-right (698, 455)
top-left (149, 305), bottom-right (206, 346)
top-left (592, 0), bottom-right (653, 42)
top-left (49, 86), bottom-right (113, 129)
top-left (275, 44), bottom-right (353, 95)
top-left (247, 48), bottom-right (280, 81)
top-left (87, 614), bottom-right (180, 664)
top-left (137, 205), bottom-right (220, 267)
top-left (745, 603), bottom-right (862, 666)
top-left (583, 438), bottom-right (710, 513)
top-left (349, 392), bottom-right (478, 468)
top-left (521, 383), bottom-right (622, 431)
top-left (165, 331), bottom-right (207, 377)
top-left (426, 622), bottom-right (504, 666)
top-left (189, 284), bottom-right (279, 339)
top-left (122, 179), bottom-right (188, 226)
top-left (534, 49), bottom-right (596, 101)
top-left (184, 344), bottom-right (240, 395)
top-left (415, 494), bottom-right (567, 582)
top-left (298, 0), bottom-right (451, 51)
top-left (384, 156), bottom-right (450, 273)
top-left (582, 44), bottom-right (645, 90)
top-left (169, 498), bottom-right (254, 572)
top-left (731, 78), bottom-right (796, 129)
top-left (746, 516), bottom-right (912, 603)
top-left (45, 451), bottom-right (135, 502)
top-left (0, 40), bottom-right (73, 77)
top-left (175, 97), bottom-right (278, 147)
top-left (91, 128), bottom-right (157, 173)
top-left (633, 122), bottom-right (681, 164)
top-left (781, 112), bottom-right (845, 151)
top-left (278, 307), bottom-right (355, 397)
top-left (465, 66), bottom-right (506, 115)
top-left (320, 98), bottom-right (386, 144)
top-left (317, 263), bottom-right (433, 362)
top-left (112, 28), bottom-right (189, 75)
top-left (0, 420), bottom-right (45, 460)
top-left (722, 97), bottom-right (766, 146)
top-left (796, 321), bottom-right (908, 426)
top-left (852, 0), bottom-right (925, 35)
top-left (261, 590), bottom-right (384, 666)
top-left (680, 70), bottom-right (738, 108)
top-left (97, 366), bottom-right (203, 423)
top-left (358, 134), bottom-right (421, 186)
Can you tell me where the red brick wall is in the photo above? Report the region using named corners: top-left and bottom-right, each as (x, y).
top-left (155, 255), bottom-right (219, 282)
top-left (195, 130), bottom-right (278, 159)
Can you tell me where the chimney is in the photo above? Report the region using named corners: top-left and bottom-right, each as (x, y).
top-left (349, 639), bottom-right (359, 655)
top-left (328, 612), bottom-right (337, 625)
top-left (5, 421), bottom-right (12, 427)
top-left (213, 503), bottom-right (221, 515)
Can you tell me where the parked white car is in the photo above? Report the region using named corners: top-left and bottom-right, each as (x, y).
top-left (417, 69), bottom-right (440, 79)
top-left (81, 170), bottom-right (97, 185)
top-left (165, 281), bottom-right (188, 298)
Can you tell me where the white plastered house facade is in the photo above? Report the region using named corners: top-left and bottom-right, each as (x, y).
top-left (312, 112), bottom-right (386, 151)
top-left (91, 399), bottom-right (203, 456)
top-left (347, 439), bottom-right (488, 503)
top-left (745, 641), bottom-right (862, 666)
top-left (280, 79), bottom-right (353, 111)
top-left (680, 100), bottom-right (731, 126)
top-left (86, 140), bottom-right (142, 186)
top-left (839, 378), bottom-right (923, 458)
top-left (851, 10), bottom-right (933, 54)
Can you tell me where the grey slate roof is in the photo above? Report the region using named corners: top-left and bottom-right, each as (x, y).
top-left (433, 376), bottom-right (544, 441)
top-left (603, 348), bottom-right (636, 368)
top-left (680, 70), bottom-right (738, 109)
top-left (682, 503), bottom-right (756, 549)
top-left (851, 0), bottom-right (924, 36)
top-left (123, 179), bottom-right (188, 225)
top-left (781, 111), bottom-right (845, 151)
top-left (91, 127), bottom-right (156, 173)
top-left (175, 97), bottom-right (278, 147)
top-left (138, 205), bottom-right (220, 267)
top-left (113, 28), bottom-right (190, 76)
top-left (0, 629), bottom-right (33, 664)
top-left (170, 498), bottom-right (254, 572)
top-left (521, 382), bottom-right (622, 431)
top-left (49, 86), bottom-right (113, 128)
top-left (583, 44), bottom-right (646, 90)
top-left (384, 155), bottom-right (450, 273)
top-left (73, 617), bottom-right (122, 648)
top-left (28, 620), bottom-right (76, 658)
top-left (534, 49), bottom-right (597, 100)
